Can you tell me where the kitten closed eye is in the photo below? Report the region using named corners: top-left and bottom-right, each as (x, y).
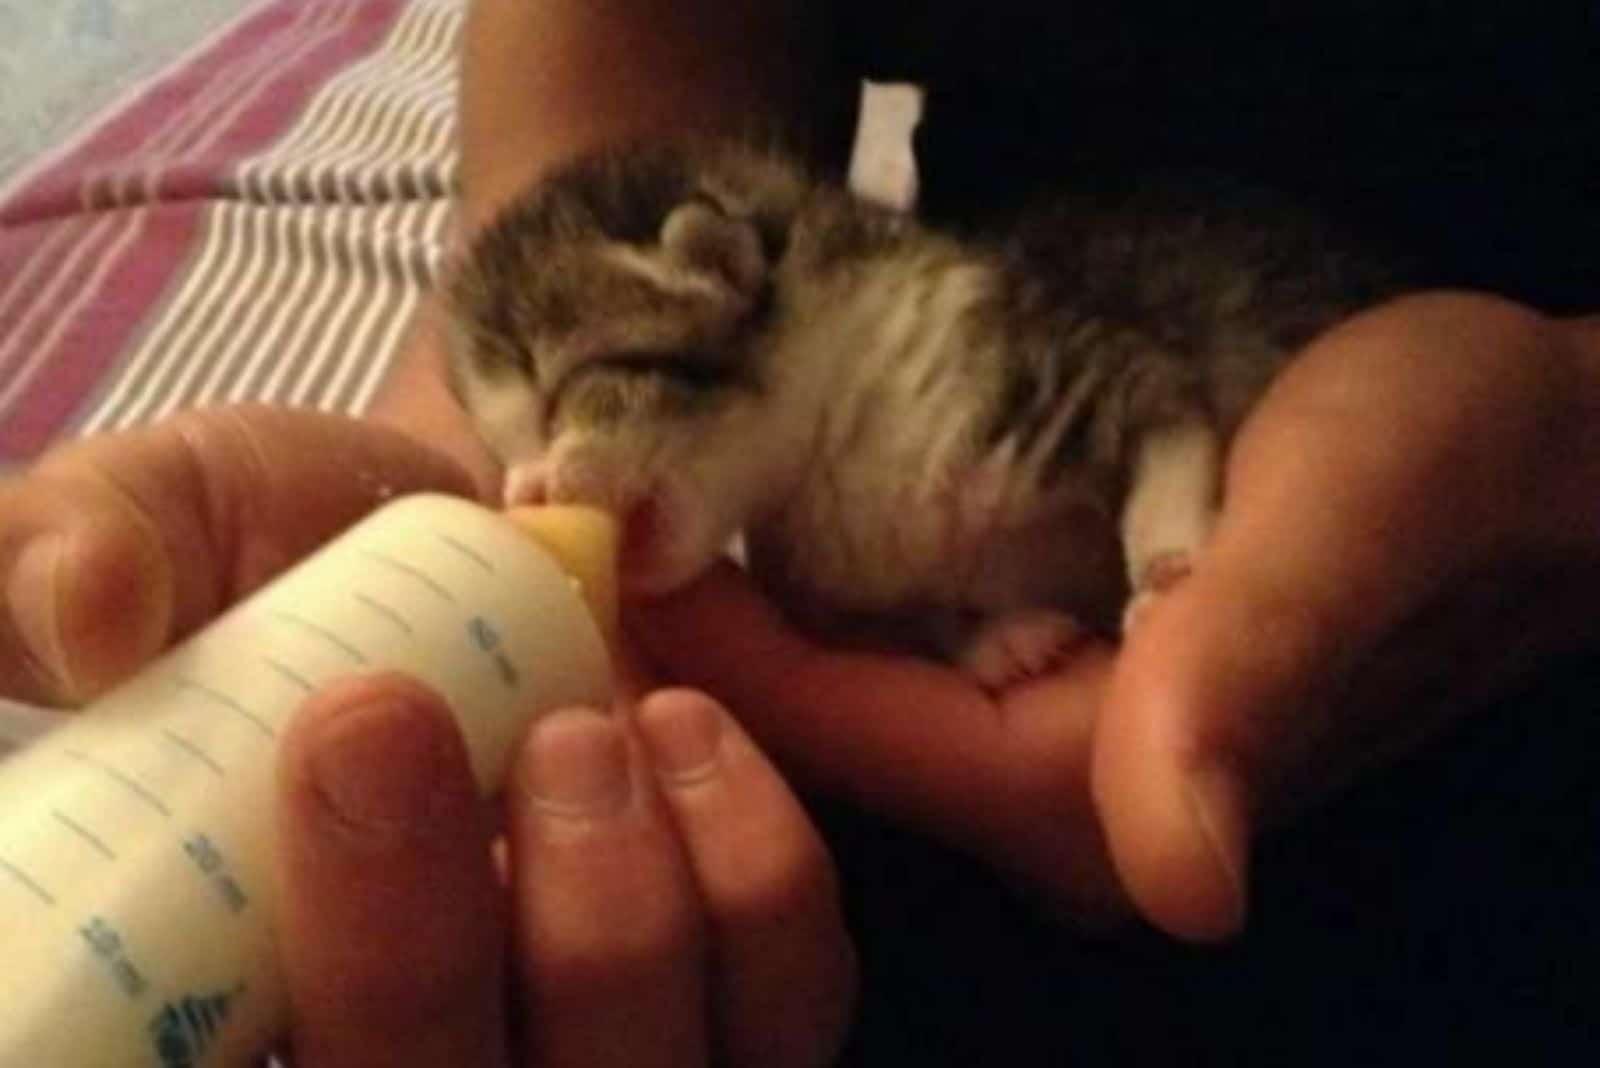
top-left (445, 135), bottom-right (1406, 693)
top-left (582, 351), bottom-right (736, 387)
top-left (549, 352), bottom-right (739, 432)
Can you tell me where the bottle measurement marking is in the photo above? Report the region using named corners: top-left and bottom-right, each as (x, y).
top-left (434, 531), bottom-right (495, 573)
top-left (63, 749), bottom-right (172, 819)
top-left (467, 615), bottom-right (521, 689)
top-left (175, 677), bottom-right (277, 740)
top-left (182, 833), bottom-right (249, 915)
top-left (149, 986), bottom-right (244, 1068)
top-left (270, 611), bottom-right (369, 665)
top-left (81, 915), bottom-right (150, 998)
top-left (360, 549), bottom-right (457, 602)
top-left (0, 854), bottom-right (55, 905)
top-left (263, 656), bottom-right (315, 694)
top-left (354, 590), bottom-right (414, 636)
top-left (52, 807), bottom-right (118, 860)
top-left (159, 728), bottom-right (226, 777)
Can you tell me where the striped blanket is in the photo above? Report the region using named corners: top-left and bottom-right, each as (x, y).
top-left (0, 0), bottom-right (917, 752)
top-left (0, 0), bottom-right (460, 750)
top-left (0, 0), bottom-right (460, 468)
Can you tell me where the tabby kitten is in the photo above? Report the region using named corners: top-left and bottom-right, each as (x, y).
top-left (443, 138), bottom-right (1399, 689)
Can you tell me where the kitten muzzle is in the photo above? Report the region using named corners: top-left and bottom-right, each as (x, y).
top-left (504, 460), bottom-right (718, 597)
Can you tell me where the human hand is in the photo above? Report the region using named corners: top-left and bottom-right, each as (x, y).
top-left (0, 405), bottom-right (474, 706)
top-left (0, 405), bottom-right (854, 1065)
top-left (630, 292), bottom-right (1600, 942)
top-left (275, 676), bottom-right (854, 1067)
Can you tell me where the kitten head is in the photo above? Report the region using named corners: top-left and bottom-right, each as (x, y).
top-left (444, 142), bottom-right (815, 594)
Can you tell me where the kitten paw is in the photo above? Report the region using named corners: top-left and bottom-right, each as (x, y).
top-left (1121, 550), bottom-right (1194, 634)
top-left (959, 610), bottom-right (1087, 694)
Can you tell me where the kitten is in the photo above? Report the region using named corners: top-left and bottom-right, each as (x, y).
top-left (442, 138), bottom-right (1401, 690)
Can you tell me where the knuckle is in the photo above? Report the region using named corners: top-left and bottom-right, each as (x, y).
top-left (710, 833), bottom-right (839, 938)
top-left (323, 944), bottom-right (492, 1026)
top-left (536, 889), bottom-right (704, 991)
top-left (167, 405), bottom-right (274, 523)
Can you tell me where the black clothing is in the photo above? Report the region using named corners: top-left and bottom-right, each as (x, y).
top-left (825, 658), bottom-right (1600, 1065)
top-left (818, 6), bottom-right (1600, 1061)
top-left (839, 3), bottom-right (1598, 311)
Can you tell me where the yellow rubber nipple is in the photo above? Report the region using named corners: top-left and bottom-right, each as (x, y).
top-left (504, 505), bottom-right (620, 644)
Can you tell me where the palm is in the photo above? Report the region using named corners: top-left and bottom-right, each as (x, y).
top-left (635, 293), bottom-right (1600, 939)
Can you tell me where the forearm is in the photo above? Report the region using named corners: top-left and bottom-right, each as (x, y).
top-left (459, 0), bottom-right (856, 231)
top-left (1565, 312), bottom-right (1600, 360)
top-left (370, 0), bottom-right (856, 485)
top-left (367, 301), bottom-right (500, 497)
top-left (1561, 310), bottom-right (1600, 543)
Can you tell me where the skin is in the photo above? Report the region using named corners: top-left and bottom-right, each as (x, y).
top-left (1, 4), bottom-right (859, 1063)
top-left (279, 678), bottom-right (854, 1068)
top-left (1, 0), bottom-right (1597, 1060)
top-left (631, 295), bottom-right (1600, 940)
top-left (372, 0), bottom-right (858, 498)
top-left (0, 408), bottom-right (855, 1067)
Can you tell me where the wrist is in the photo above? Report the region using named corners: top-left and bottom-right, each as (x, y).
top-left (1559, 311), bottom-right (1600, 549)
top-left (458, 0), bottom-right (856, 233)
top-left (1561, 312), bottom-right (1600, 365)
top-left (366, 298), bottom-right (501, 500)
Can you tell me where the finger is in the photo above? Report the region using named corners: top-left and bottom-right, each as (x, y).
top-left (1, 405), bottom-right (471, 703)
top-left (275, 673), bottom-right (507, 1068)
top-left (637, 689), bottom-right (856, 1068)
top-left (630, 564), bottom-right (1129, 915)
top-left (506, 705), bottom-right (708, 1068)
top-left (0, 474), bottom-right (170, 704)
top-left (634, 563), bottom-right (1000, 808)
top-left (1092, 294), bottom-right (1568, 942)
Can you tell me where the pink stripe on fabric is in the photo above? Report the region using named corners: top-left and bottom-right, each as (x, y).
top-left (0, 206), bottom-right (205, 457)
top-left (2, 3), bottom-right (363, 362)
top-left (0, 0), bottom-right (410, 461)
top-left (2, 1), bottom-right (403, 220)
top-left (0, 0), bottom-right (337, 338)
top-left (0, 213), bottom-right (150, 405)
top-left (2, 2), bottom-right (302, 223)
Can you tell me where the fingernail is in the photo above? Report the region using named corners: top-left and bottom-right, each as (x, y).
top-left (7, 534), bottom-right (70, 691)
top-left (310, 699), bottom-right (454, 834)
top-left (637, 691), bottom-right (724, 783)
top-left (1183, 767), bottom-right (1251, 935)
top-left (522, 706), bottom-right (632, 817)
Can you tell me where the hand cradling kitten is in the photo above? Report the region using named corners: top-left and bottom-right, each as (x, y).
top-left (443, 138), bottom-right (1401, 691)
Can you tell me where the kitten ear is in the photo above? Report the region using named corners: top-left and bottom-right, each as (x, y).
top-left (659, 200), bottom-right (767, 298)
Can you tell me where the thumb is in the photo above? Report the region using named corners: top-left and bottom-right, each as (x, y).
top-left (3, 405), bottom-right (473, 704)
top-left (1091, 296), bottom-right (1554, 942)
top-left (275, 673), bottom-right (505, 1067)
top-left (1090, 519), bottom-right (1419, 944)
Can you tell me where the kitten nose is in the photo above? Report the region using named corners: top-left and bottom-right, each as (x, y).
top-left (502, 464), bottom-right (549, 508)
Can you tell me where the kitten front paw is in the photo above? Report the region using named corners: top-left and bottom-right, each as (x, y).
top-left (959, 609), bottom-right (1087, 694)
top-left (1121, 550), bottom-right (1194, 635)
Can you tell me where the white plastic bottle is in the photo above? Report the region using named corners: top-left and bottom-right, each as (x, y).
top-left (0, 494), bottom-right (616, 1067)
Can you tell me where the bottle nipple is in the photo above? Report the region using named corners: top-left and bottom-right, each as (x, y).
top-left (504, 506), bottom-right (620, 644)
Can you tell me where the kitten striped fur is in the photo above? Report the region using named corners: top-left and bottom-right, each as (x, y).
top-left (443, 138), bottom-right (1401, 687)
